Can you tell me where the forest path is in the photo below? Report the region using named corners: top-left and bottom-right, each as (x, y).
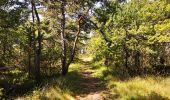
top-left (74, 58), bottom-right (111, 100)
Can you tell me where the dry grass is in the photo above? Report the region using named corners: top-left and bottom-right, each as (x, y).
top-left (108, 76), bottom-right (170, 100)
top-left (17, 86), bottom-right (74, 100)
top-left (16, 61), bottom-right (170, 100)
top-left (89, 61), bottom-right (170, 100)
top-left (16, 64), bottom-right (81, 100)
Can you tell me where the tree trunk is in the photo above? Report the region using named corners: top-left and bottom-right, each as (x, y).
top-left (28, 27), bottom-right (32, 78)
top-left (124, 29), bottom-right (128, 69)
top-left (36, 30), bottom-right (41, 83)
top-left (31, 0), bottom-right (41, 84)
top-left (124, 47), bottom-right (128, 68)
top-left (31, 1), bottom-right (37, 81)
top-left (34, 1), bottom-right (41, 84)
top-left (134, 50), bottom-right (140, 73)
top-left (60, 0), bottom-right (67, 75)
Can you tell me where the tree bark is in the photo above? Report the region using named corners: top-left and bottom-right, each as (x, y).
top-left (31, 1), bottom-right (37, 80)
top-left (124, 29), bottom-right (128, 69)
top-left (60, 0), bottom-right (67, 75)
top-left (134, 50), bottom-right (140, 73)
top-left (28, 27), bottom-right (32, 78)
top-left (31, 0), bottom-right (41, 84)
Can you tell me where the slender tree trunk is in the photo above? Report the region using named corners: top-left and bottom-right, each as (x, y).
top-left (60, 0), bottom-right (67, 75)
top-left (31, 0), bottom-right (41, 84)
top-left (34, 1), bottom-right (41, 84)
top-left (31, 0), bottom-right (37, 82)
top-left (134, 50), bottom-right (140, 73)
top-left (31, 0), bottom-right (37, 79)
top-left (35, 31), bottom-right (41, 83)
top-left (31, 0), bottom-right (36, 78)
top-left (28, 27), bottom-right (32, 78)
top-left (124, 29), bottom-right (128, 69)
top-left (124, 47), bottom-right (128, 68)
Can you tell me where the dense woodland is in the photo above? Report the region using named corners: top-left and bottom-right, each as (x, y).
top-left (0, 0), bottom-right (170, 99)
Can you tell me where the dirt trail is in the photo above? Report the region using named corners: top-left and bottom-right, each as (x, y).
top-left (75, 58), bottom-right (111, 100)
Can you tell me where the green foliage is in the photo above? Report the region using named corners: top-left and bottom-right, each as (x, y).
top-left (88, 0), bottom-right (170, 73)
top-left (0, 0), bottom-right (29, 68)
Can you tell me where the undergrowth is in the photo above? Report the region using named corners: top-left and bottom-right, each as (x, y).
top-left (16, 63), bottom-right (82, 100)
top-left (1, 60), bottom-right (170, 100)
top-left (89, 61), bottom-right (170, 100)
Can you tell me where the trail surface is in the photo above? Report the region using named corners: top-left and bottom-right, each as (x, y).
top-left (75, 58), bottom-right (111, 100)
